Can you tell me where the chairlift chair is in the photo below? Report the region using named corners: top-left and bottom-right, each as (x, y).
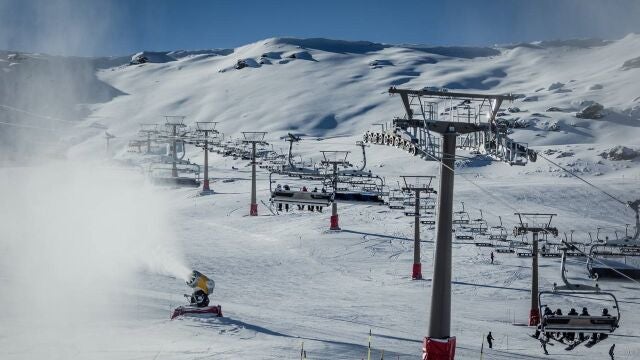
top-left (539, 248), bottom-right (620, 335)
top-left (469, 210), bottom-right (488, 234)
top-left (452, 201), bottom-right (471, 225)
top-left (587, 243), bottom-right (640, 279)
top-left (489, 216), bottom-right (508, 241)
top-left (387, 189), bottom-right (407, 209)
top-left (495, 242), bottom-right (516, 253)
top-left (269, 173), bottom-right (333, 208)
top-left (270, 188), bottom-right (333, 207)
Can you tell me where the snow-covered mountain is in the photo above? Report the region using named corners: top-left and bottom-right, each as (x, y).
top-left (2, 35), bottom-right (640, 161)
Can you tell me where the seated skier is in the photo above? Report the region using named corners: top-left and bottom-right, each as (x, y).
top-left (579, 307), bottom-right (590, 341)
top-left (535, 306), bottom-right (554, 339)
top-left (554, 308), bottom-right (565, 342)
top-left (276, 184), bottom-right (283, 211)
top-left (597, 308), bottom-right (611, 342)
top-left (566, 308), bottom-right (579, 342)
top-left (186, 270), bottom-right (215, 308)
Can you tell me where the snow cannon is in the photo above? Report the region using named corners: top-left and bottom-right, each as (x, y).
top-left (172, 270), bottom-right (222, 320)
top-left (186, 270), bottom-right (215, 295)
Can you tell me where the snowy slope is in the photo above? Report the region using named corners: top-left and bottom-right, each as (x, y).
top-left (70, 35), bottom-right (640, 155)
top-left (1, 36), bottom-right (640, 360)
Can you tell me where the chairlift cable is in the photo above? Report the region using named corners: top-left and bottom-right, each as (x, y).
top-left (0, 103), bottom-right (78, 123)
top-left (0, 120), bottom-right (60, 132)
top-left (538, 153), bottom-right (628, 208)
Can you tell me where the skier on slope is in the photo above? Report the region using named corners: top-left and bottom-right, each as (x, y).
top-left (609, 343), bottom-right (615, 360)
top-left (539, 338), bottom-right (549, 355)
top-left (185, 270), bottom-right (215, 307)
top-left (486, 332), bottom-right (494, 349)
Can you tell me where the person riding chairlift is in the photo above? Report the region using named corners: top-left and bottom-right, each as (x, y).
top-left (276, 184), bottom-right (283, 211)
top-left (592, 308), bottom-right (611, 344)
top-left (579, 307), bottom-right (590, 341)
top-left (298, 186), bottom-right (308, 210)
top-left (535, 306), bottom-right (554, 340)
top-left (566, 308), bottom-right (579, 342)
top-left (554, 308), bottom-right (565, 341)
top-left (312, 187), bottom-right (323, 212)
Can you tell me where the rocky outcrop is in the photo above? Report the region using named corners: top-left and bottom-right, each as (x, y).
top-left (600, 146), bottom-right (639, 160)
top-left (576, 102), bottom-right (604, 119)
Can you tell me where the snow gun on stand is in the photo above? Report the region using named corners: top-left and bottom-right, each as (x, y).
top-left (171, 270), bottom-right (223, 319)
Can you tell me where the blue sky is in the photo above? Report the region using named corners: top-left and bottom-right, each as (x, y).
top-left (1, 0), bottom-right (639, 56)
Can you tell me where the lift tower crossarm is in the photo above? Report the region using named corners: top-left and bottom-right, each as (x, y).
top-left (389, 87), bottom-right (515, 125)
top-left (389, 87), bottom-right (516, 101)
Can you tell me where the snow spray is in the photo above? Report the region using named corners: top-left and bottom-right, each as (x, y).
top-left (0, 163), bottom-right (191, 323)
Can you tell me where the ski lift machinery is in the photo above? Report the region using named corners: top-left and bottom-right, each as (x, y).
top-left (538, 244), bottom-right (620, 335)
top-left (364, 87), bottom-right (539, 359)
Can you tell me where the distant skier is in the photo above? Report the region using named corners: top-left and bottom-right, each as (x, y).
top-left (486, 332), bottom-right (494, 349)
top-left (609, 343), bottom-right (615, 360)
top-left (185, 270), bottom-right (215, 307)
top-left (539, 338), bottom-right (549, 355)
top-left (490, 251), bottom-right (495, 264)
